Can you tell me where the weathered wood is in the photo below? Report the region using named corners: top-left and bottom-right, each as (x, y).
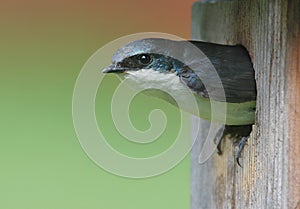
top-left (191, 1), bottom-right (300, 209)
top-left (286, 2), bottom-right (300, 208)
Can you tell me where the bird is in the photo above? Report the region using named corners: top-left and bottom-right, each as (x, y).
top-left (102, 38), bottom-right (257, 166)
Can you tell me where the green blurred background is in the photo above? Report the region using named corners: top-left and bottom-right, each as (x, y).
top-left (0, 0), bottom-right (195, 208)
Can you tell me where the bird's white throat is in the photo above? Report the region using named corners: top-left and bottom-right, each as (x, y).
top-left (122, 69), bottom-right (199, 115)
top-left (124, 69), bottom-right (187, 92)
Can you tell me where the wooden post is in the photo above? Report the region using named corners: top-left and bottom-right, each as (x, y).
top-left (190, 1), bottom-right (300, 208)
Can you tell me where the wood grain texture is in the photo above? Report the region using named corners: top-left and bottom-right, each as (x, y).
top-left (286, 2), bottom-right (300, 208)
top-left (191, 1), bottom-right (300, 208)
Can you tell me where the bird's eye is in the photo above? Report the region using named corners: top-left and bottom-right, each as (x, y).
top-left (137, 54), bottom-right (152, 65)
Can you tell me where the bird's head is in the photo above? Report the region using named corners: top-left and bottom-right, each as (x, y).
top-left (103, 38), bottom-right (186, 77)
top-left (102, 38), bottom-right (205, 96)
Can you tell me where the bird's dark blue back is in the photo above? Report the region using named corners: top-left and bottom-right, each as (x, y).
top-left (188, 41), bottom-right (257, 103)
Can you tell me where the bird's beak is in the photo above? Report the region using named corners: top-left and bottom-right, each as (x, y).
top-left (102, 64), bottom-right (126, 73)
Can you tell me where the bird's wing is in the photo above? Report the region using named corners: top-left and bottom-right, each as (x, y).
top-left (185, 41), bottom-right (257, 103)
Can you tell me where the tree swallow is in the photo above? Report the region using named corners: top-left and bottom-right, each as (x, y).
top-left (103, 38), bottom-right (257, 165)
